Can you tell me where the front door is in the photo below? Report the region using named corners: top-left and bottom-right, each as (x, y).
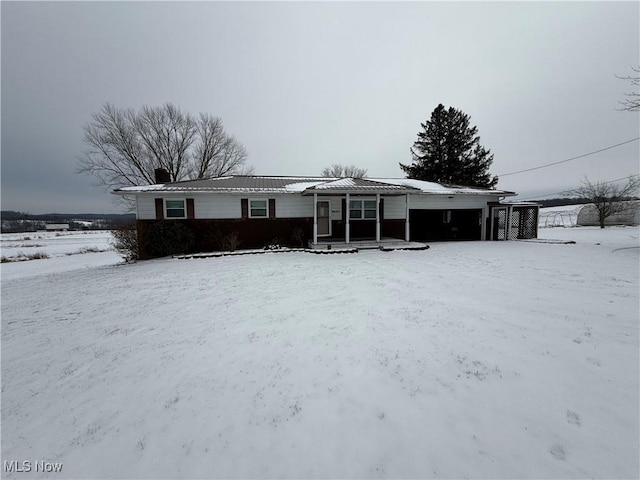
top-left (317, 200), bottom-right (331, 236)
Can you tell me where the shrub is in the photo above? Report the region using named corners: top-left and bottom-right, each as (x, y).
top-left (291, 227), bottom-right (306, 247)
top-left (218, 230), bottom-right (241, 252)
top-left (1, 252), bottom-right (49, 262)
top-left (208, 226), bottom-right (241, 252)
top-left (111, 223), bottom-right (139, 261)
top-left (264, 237), bottom-right (283, 250)
top-left (147, 221), bottom-right (195, 258)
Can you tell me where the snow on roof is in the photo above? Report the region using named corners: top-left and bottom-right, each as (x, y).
top-left (117, 184), bottom-right (167, 192)
top-left (308, 178), bottom-right (417, 192)
top-left (114, 176), bottom-right (514, 196)
top-left (372, 178), bottom-right (514, 195)
top-left (116, 176), bottom-right (331, 194)
top-left (283, 181), bottom-right (328, 192)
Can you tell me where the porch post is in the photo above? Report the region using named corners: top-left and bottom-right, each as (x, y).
top-left (345, 193), bottom-right (350, 244)
top-left (375, 193), bottom-right (381, 242)
top-left (481, 206), bottom-right (488, 240)
top-left (506, 205), bottom-right (512, 241)
top-left (405, 194), bottom-right (410, 241)
top-left (489, 207), bottom-right (495, 241)
top-left (313, 193), bottom-right (318, 246)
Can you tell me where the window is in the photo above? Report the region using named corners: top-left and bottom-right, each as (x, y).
top-left (165, 199), bottom-right (186, 218)
top-left (349, 199), bottom-right (377, 220)
top-left (349, 200), bottom-right (362, 219)
top-left (249, 199), bottom-right (268, 218)
top-left (443, 210), bottom-right (452, 224)
top-left (363, 200), bottom-right (377, 219)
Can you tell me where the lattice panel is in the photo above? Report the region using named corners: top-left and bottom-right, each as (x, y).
top-left (496, 209), bottom-right (507, 240)
top-left (513, 206), bottom-right (538, 239)
top-left (508, 210), bottom-right (521, 240)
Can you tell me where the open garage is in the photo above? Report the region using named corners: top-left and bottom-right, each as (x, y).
top-left (410, 209), bottom-right (482, 241)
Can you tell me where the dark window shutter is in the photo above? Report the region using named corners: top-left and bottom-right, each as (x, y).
top-left (269, 199), bottom-right (276, 219)
top-left (342, 199), bottom-right (346, 222)
top-left (155, 199), bottom-right (164, 219)
top-left (241, 199), bottom-right (248, 219)
top-left (379, 198), bottom-right (384, 221)
top-left (186, 199), bottom-right (195, 219)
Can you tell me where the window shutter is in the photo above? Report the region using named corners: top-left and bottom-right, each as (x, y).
top-left (342, 199), bottom-right (346, 222)
top-left (186, 199), bottom-right (195, 219)
top-left (155, 198), bottom-right (164, 219)
top-left (269, 199), bottom-right (276, 219)
top-left (379, 198), bottom-right (384, 221)
top-left (241, 199), bottom-right (248, 219)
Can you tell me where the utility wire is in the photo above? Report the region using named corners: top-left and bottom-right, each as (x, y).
top-left (513, 174), bottom-right (640, 201)
top-left (498, 137), bottom-right (640, 177)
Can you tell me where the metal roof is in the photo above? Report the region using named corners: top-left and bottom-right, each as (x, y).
top-left (304, 178), bottom-right (420, 193)
top-left (114, 175), bottom-right (514, 196)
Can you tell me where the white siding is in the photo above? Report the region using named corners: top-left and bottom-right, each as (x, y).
top-left (196, 194), bottom-right (313, 219)
top-left (136, 194), bottom-right (241, 220)
top-left (383, 196), bottom-right (408, 220)
top-left (136, 192), bottom-right (502, 220)
top-left (195, 195), bottom-right (242, 219)
top-left (329, 198), bottom-right (342, 221)
top-left (137, 196), bottom-right (157, 220)
top-left (408, 194), bottom-right (500, 210)
top-left (138, 193), bottom-right (316, 220)
top-left (274, 195), bottom-right (314, 218)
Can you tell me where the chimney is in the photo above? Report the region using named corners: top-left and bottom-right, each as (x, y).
top-left (154, 168), bottom-right (171, 184)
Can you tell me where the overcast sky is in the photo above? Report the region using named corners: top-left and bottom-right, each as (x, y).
top-left (2, 1), bottom-right (638, 214)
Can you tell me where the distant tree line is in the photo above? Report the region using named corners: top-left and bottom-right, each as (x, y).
top-left (533, 198), bottom-right (595, 208)
top-left (1, 211), bottom-right (135, 233)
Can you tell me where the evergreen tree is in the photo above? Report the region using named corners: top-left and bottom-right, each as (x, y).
top-left (400, 104), bottom-right (498, 188)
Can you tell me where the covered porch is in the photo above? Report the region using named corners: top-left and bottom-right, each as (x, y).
top-left (304, 178), bottom-right (420, 246)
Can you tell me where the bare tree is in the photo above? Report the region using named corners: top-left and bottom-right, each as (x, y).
top-left (134, 104), bottom-right (197, 181)
top-left (321, 164), bottom-right (368, 178)
top-left (616, 66), bottom-right (640, 111)
top-left (190, 114), bottom-right (249, 178)
top-left (569, 176), bottom-right (640, 228)
top-left (80, 104), bottom-right (154, 191)
top-left (78, 103), bottom-right (252, 191)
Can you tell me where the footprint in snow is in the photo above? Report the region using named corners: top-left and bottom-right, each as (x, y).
top-left (566, 410), bottom-right (581, 426)
top-left (549, 443), bottom-right (566, 460)
top-left (586, 357), bottom-right (601, 367)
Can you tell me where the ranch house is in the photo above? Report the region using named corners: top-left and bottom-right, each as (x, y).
top-left (115, 170), bottom-right (539, 258)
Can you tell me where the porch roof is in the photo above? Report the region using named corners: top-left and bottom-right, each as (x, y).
top-left (302, 178), bottom-right (420, 194)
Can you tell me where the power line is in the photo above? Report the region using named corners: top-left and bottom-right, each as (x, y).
top-left (513, 175), bottom-right (640, 201)
top-left (498, 137), bottom-right (640, 177)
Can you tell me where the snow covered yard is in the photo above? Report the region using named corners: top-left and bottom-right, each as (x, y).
top-left (1, 227), bottom-right (638, 478)
top-left (1, 231), bottom-right (121, 281)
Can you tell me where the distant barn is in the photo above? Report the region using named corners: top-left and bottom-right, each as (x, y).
top-left (45, 223), bottom-right (70, 232)
top-left (576, 201), bottom-right (640, 226)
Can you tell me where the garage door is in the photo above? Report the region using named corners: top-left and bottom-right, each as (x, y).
top-left (410, 209), bottom-right (482, 241)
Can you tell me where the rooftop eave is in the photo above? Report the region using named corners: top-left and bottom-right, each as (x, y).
top-left (113, 186), bottom-right (312, 195)
top-left (301, 188), bottom-right (419, 195)
top-left (113, 187), bottom-right (518, 196)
